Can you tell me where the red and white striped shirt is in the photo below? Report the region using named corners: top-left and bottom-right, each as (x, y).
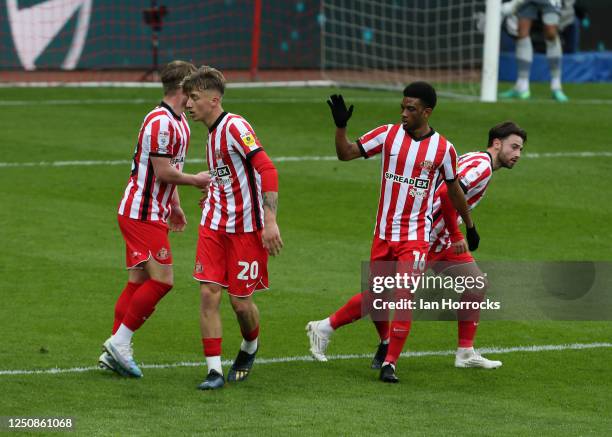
top-left (201, 112), bottom-right (265, 233)
top-left (118, 102), bottom-right (190, 222)
top-left (429, 151), bottom-right (493, 252)
top-left (358, 124), bottom-right (458, 242)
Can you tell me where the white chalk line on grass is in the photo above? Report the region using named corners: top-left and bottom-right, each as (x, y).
top-left (523, 151), bottom-right (612, 158)
top-left (1, 151), bottom-right (611, 169)
top-left (0, 156), bottom-right (335, 169)
top-left (0, 97), bottom-right (398, 106)
top-left (2, 97), bottom-right (612, 106)
top-left (0, 342), bottom-right (610, 376)
top-left (0, 98), bottom-right (152, 106)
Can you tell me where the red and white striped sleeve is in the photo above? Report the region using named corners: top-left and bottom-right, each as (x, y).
top-left (227, 117), bottom-right (263, 159)
top-left (144, 116), bottom-right (174, 157)
top-left (459, 158), bottom-right (493, 208)
top-left (459, 158), bottom-right (492, 191)
top-left (439, 141), bottom-right (458, 181)
top-left (356, 124), bottom-right (392, 158)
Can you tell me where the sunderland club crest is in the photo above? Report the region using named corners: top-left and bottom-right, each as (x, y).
top-left (157, 247), bottom-right (169, 260)
top-left (420, 160), bottom-right (434, 170)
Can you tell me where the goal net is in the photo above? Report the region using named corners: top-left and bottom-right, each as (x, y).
top-left (0, 0), bottom-right (500, 98)
top-left (321, 0), bottom-right (492, 98)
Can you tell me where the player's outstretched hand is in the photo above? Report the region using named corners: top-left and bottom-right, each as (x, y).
top-left (262, 222), bottom-right (283, 256)
top-left (327, 94), bottom-right (354, 128)
top-left (466, 225), bottom-right (480, 251)
top-left (194, 171), bottom-right (211, 190)
top-left (452, 239), bottom-right (469, 255)
top-left (169, 205), bottom-right (187, 232)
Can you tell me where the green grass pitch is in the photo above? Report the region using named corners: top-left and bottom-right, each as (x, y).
top-left (1, 83), bottom-right (611, 435)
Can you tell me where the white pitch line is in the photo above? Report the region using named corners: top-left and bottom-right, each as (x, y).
top-left (0, 156), bottom-right (339, 168)
top-left (0, 80), bottom-right (335, 90)
top-left (523, 151), bottom-right (612, 158)
top-left (0, 159), bottom-right (130, 168)
top-left (2, 97), bottom-right (612, 106)
top-left (0, 96), bottom-right (400, 106)
top-left (0, 151), bottom-right (611, 169)
top-left (0, 342), bottom-right (610, 376)
top-left (0, 98), bottom-right (153, 106)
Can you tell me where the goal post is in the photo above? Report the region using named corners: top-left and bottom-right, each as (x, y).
top-left (320, 0), bottom-right (502, 101)
top-left (481, 0), bottom-right (502, 102)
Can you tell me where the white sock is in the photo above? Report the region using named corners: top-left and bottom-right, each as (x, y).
top-left (516, 78), bottom-right (530, 93)
top-left (240, 338), bottom-right (258, 355)
top-left (457, 347), bottom-right (475, 356)
top-left (382, 361), bottom-right (395, 370)
top-left (206, 356), bottom-right (222, 375)
top-left (515, 36), bottom-right (533, 92)
top-left (545, 36), bottom-right (563, 90)
top-left (318, 318), bottom-right (334, 336)
top-left (112, 324), bottom-right (134, 346)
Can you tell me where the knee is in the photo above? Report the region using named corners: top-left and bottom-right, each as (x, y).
top-left (544, 32), bottom-right (557, 41)
top-left (128, 268), bottom-right (148, 284)
top-left (150, 275), bottom-right (173, 288)
top-left (517, 18), bottom-right (532, 39)
top-left (544, 26), bottom-right (558, 40)
top-left (518, 31), bottom-right (530, 39)
top-left (200, 284), bottom-right (222, 307)
top-left (231, 298), bottom-right (253, 318)
top-left (158, 271), bottom-right (174, 287)
top-left (146, 266), bottom-right (173, 287)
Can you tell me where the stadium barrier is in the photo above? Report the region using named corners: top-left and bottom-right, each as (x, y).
top-left (499, 50), bottom-right (612, 83)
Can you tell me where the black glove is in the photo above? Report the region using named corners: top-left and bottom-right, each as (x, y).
top-left (466, 225), bottom-right (480, 251)
top-left (326, 94), bottom-right (354, 128)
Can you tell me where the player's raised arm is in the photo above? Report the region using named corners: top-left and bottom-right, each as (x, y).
top-left (327, 94), bottom-right (362, 161)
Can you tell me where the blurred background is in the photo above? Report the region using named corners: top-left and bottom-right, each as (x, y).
top-left (1, 0), bottom-right (610, 91)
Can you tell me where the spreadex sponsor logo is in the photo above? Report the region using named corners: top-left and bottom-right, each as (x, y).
top-left (211, 165), bottom-right (230, 178)
top-left (384, 172), bottom-right (430, 188)
top-left (384, 172), bottom-right (430, 198)
top-left (211, 165), bottom-right (233, 186)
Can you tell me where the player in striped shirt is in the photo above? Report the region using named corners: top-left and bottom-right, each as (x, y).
top-left (182, 67), bottom-right (283, 390)
top-left (100, 61), bottom-right (211, 377)
top-left (307, 82), bottom-right (479, 383)
top-left (429, 121), bottom-right (526, 369)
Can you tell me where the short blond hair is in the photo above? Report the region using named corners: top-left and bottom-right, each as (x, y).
top-left (181, 66), bottom-right (226, 96)
top-left (160, 60), bottom-right (197, 94)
